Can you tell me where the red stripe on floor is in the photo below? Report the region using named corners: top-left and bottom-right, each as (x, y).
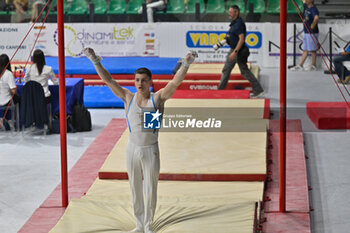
top-left (171, 90), bottom-right (250, 99)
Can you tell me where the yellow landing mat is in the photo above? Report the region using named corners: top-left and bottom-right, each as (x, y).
top-left (187, 63), bottom-right (260, 79)
top-left (164, 98), bottom-right (267, 119)
top-left (50, 180), bottom-right (264, 233)
top-left (100, 125), bottom-right (267, 175)
top-left (188, 63), bottom-right (252, 74)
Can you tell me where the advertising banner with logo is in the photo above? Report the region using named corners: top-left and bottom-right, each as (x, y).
top-left (0, 23), bottom-right (159, 60)
top-left (37, 23), bottom-right (159, 57)
top-left (1, 23), bottom-right (349, 69)
top-left (0, 24), bottom-right (34, 60)
top-left (159, 23), bottom-right (264, 64)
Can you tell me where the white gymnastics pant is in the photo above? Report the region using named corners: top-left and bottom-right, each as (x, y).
top-left (126, 141), bottom-right (160, 230)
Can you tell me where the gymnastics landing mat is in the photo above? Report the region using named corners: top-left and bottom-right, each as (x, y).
top-left (171, 90), bottom-right (250, 99)
top-left (188, 63), bottom-right (252, 74)
top-left (49, 179), bottom-right (264, 233)
top-left (186, 63), bottom-right (259, 80)
top-left (83, 79), bottom-right (256, 91)
top-left (69, 58), bottom-right (260, 91)
top-left (99, 98), bottom-right (268, 180)
top-left (20, 119), bottom-right (311, 233)
top-left (306, 102), bottom-right (350, 129)
top-left (84, 88), bottom-right (252, 109)
top-left (164, 98), bottom-right (270, 119)
top-left (99, 122), bottom-right (267, 181)
top-left (68, 61), bottom-right (258, 81)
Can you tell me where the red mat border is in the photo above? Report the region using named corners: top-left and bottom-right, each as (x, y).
top-left (99, 172), bottom-right (266, 181)
top-left (261, 120), bottom-right (311, 232)
top-left (84, 80), bottom-right (252, 90)
top-left (71, 73), bottom-right (246, 81)
top-left (171, 90), bottom-right (251, 99)
top-left (264, 99), bottom-right (270, 119)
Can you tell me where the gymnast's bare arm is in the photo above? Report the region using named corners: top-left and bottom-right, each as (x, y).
top-left (154, 51), bottom-right (197, 105)
top-left (83, 48), bottom-right (133, 103)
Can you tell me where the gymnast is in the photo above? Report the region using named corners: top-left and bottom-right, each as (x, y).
top-left (83, 47), bottom-right (197, 233)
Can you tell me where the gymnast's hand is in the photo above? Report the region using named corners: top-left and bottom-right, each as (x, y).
top-left (82, 47), bottom-right (97, 60)
top-left (182, 51), bottom-right (198, 67)
top-left (82, 47), bottom-right (102, 65)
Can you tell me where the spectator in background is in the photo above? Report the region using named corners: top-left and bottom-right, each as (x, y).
top-left (0, 0), bottom-right (11, 11)
top-left (13, 0), bottom-right (28, 22)
top-left (24, 49), bottom-right (59, 104)
top-left (290, 0), bottom-right (319, 71)
top-left (31, 0), bottom-right (44, 22)
top-left (138, 0), bottom-right (168, 23)
top-left (334, 45), bottom-right (350, 84)
top-left (0, 54), bottom-right (19, 130)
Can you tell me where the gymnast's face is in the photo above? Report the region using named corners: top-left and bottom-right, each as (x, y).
top-left (135, 73), bottom-right (151, 93)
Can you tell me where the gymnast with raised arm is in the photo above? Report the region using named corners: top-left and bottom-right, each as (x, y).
top-left (83, 48), bottom-right (197, 233)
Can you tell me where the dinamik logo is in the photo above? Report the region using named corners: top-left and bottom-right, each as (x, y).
top-left (143, 110), bottom-right (162, 129)
top-left (53, 25), bottom-right (84, 57)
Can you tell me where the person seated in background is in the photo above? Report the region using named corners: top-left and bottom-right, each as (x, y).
top-left (24, 49), bottom-right (59, 104)
top-left (0, 0), bottom-right (11, 11)
top-left (334, 43), bottom-right (350, 84)
top-left (31, 0), bottom-right (44, 22)
top-left (13, 0), bottom-right (28, 22)
top-left (138, 0), bottom-right (168, 23)
top-left (0, 54), bottom-right (20, 130)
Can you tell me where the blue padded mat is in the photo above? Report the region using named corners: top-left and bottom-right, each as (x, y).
top-left (84, 86), bottom-right (154, 108)
top-left (46, 57), bottom-right (180, 75)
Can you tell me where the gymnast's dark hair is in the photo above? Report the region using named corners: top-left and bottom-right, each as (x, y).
top-left (33, 49), bottom-right (46, 75)
top-left (230, 5), bottom-right (240, 13)
top-left (135, 67), bottom-right (152, 80)
top-left (0, 54), bottom-right (11, 76)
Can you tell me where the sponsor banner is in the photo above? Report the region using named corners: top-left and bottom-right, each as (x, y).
top-left (1, 23), bottom-right (349, 69)
top-left (42, 23), bottom-right (159, 57)
top-left (0, 24), bottom-right (34, 60)
top-left (0, 23), bottom-right (159, 59)
top-left (159, 23), bottom-right (264, 64)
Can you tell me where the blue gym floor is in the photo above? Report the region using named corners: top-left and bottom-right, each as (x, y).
top-left (46, 57), bottom-right (180, 75)
top-left (84, 86), bottom-right (154, 108)
top-left (45, 56), bottom-right (177, 108)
